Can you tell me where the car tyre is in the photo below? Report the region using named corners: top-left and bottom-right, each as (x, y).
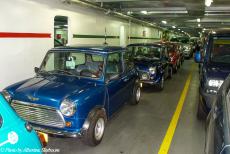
top-left (129, 82), bottom-right (141, 105)
top-left (197, 97), bottom-right (208, 120)
top-left (158, 77), bottom-right (164, 90)
top-left (83, 110), bottom-right (106, 146)
top-left (168, 67), bottom-right (173, 79)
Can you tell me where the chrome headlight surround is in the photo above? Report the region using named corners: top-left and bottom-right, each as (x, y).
top-left (60, 99), bottom-right (76, 117)
top-left (1, 90), bottom-right (11, 102)
top-left (149, 67), bottom-right (156, 74)
top-left (207, 79), bottom-right (224, 89)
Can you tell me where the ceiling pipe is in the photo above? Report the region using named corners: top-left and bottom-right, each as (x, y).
top-left (69, 0), bottom-right (163, 30)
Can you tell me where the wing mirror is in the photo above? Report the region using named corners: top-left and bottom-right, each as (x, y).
top-left (34, 67), bottom-right (39, 73)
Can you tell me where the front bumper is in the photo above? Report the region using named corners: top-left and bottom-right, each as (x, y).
top-left (33, 125), bottom-right (82, 138)
top-left (199, 86), bottom-right (217, 110)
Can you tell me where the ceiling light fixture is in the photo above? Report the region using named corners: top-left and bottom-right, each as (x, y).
top-left (205, 0), bottom-right (213, 7)
top-left (161, 20), bottom-right (167, 24)
top-left (172, 26), bottom-right (176, 28)
top-left (197, 18), bottom-right (201, 22)
top-left (178, 29), bottom-right (181, 30)
top-left (141, 11), bottom-right (148, 15)
top-left (198, 24), bottom-right (201, 27)
top-left (127, 11), bottom-right (133, 15)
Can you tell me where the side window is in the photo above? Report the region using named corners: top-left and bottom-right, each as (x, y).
top-left (124, 51), bottom-right (134, 71)
top-left (92, 55), bottom-right (103, 62)
top-left (106, 52), bottom-right (123, 79)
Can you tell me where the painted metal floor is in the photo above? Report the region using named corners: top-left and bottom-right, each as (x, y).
top-left (47, 60), bottom-right (205, 154)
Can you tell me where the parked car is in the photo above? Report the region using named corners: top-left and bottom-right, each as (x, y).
top-left (0, 93), bottom-right (46, 153)
top-left (195, 30), bottom-right (230, 119)
top-left (165, 42), bottom-right (181, 73)
top-left (3, 45), bottom-right (141, 146)
top-left (205, 74), bottom-right (230, 154)
top-left (127, 43), bottom-right (172, 90)
top-left (182, 44), bottom-right (193, 59)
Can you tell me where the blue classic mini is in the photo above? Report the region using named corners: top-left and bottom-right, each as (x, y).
top-left (195, 30), bottom-right (230, 119)
top-left (0, 94), bottom-right (44, 153)
top-left (3, 45), bottom-right (141, 146)
top-left (127, 43), bottom-right (172, 90)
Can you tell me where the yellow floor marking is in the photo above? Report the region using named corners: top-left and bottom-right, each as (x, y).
top-left (158, 65), bottom-right (194, 154)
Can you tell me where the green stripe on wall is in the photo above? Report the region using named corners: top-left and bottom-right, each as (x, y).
top-left (73, 34), bottom-right (119, 39)
top-left (73, 34), bottom-right (160, 40)
top-left (128, 36), bottom-right (160, 40)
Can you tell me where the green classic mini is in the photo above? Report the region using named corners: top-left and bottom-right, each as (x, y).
top-left (0, 94), bottom-right (46, 154)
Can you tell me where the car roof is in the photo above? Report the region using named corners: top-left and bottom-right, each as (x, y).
top-left (127, 43), bottom-right (163, 47)
top-left (49, 45), bottom-right (125, 54)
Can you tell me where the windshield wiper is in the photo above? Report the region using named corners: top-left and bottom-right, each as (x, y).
top-left (50, 69), bottom-right (75, 76)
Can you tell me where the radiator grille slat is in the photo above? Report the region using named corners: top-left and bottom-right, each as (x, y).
top-left (11, 100), bottom-right (65, 128)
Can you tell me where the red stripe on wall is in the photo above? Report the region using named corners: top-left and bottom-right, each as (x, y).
top-left (0, 32), bottom-right (51, 38)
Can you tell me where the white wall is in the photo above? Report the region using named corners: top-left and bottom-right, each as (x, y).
top-left (0, 0), bottom-right (161, 90)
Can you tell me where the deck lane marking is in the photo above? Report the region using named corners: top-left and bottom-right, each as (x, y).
top-left (158, 66), bottom-right (194, 154)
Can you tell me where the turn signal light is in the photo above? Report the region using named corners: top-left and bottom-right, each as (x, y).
top-left (38, 132), bottom-right (48, 147)
top-left (66, 122), bottom-right (72, 127)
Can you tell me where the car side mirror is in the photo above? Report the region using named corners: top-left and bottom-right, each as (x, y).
top-left (34, 67), bottom-right (39, 73)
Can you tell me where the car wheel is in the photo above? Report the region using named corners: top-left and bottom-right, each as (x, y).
top-left (168, 67), bottom-right (173, 79)
top-left (83, 110), bottom-right (106, 146)
top-left (173, 65), bottom-right (178, 73)
top-left (158, 77), bottom-right (164, 90)
top-left (197, 97), bottom-right (208, 120)
top-left (129, 83), bottom-right (141, 105)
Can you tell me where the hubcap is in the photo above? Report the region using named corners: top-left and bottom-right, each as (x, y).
top-left (94, 118), bottom-right (105, 141)
top-left (136, 87), bottom-right (141, 102)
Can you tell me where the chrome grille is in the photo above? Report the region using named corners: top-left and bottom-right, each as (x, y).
top-left (11, 100), bottom-right (65, 128)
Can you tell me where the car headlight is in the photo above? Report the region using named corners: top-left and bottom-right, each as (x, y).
top-left (149, 67), bottom-right (156, 74)
top-left (60, 99), bottom-right (76, 117)
top-left (207, 79), bottom-right (224, 89)
top-left (1, 90), bottom-right (11, 102)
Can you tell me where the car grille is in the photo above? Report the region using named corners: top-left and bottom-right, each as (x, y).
top-left (11, 100), bottom-right (65, 128)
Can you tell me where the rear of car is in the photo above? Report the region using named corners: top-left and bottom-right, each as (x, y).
top-left (0, 94), bottom-right (43, 154)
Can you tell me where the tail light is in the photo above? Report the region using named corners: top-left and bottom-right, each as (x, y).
top-left (38, 132), bottom-right (48, 147)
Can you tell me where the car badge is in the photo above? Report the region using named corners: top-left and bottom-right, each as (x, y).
top-left (27, 95), bottom-right (39, 101)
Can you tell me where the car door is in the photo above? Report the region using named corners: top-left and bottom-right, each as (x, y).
top-left (105, 52), bottom-right (126, 117)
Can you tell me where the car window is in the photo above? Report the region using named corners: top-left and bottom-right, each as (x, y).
top-left (123, 51), bottom-right (134, 71)
top-left (106, 52), bottom-right (123, 79)
top-left (210, 37), bottom-right (230, 64)
top-left (40, 51), bottom-right (104, 79)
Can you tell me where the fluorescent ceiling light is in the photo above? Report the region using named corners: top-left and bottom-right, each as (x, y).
top-left (197, 18), bottom-right (201, 22)
top-left (212, 31), bottom-right (216, 34)
top-left (198, 24), bottom-right (201, 27)
top-left (141, 11), bottom-right (148, 14)
top-left (161, 20), bottom-right (167, 24)
top-left (203, 28), bottom-right (206, 30)
top-left (178, 29), bottom-right (181, 30)
top-left (127, 11), bottom-right (133, 15)
top-left (205, 0), bottom-right (213, 7)
top-left (182, 31), bottom-right (184, 32)
top-left (172, 26), bottom-right (176, 28)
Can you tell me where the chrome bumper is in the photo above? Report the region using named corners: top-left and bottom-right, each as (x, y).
top-left (33, 126), bottom-right (82, 138)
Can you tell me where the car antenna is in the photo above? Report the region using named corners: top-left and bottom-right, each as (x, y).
top-left (103, 27), bottom-right (108, 45)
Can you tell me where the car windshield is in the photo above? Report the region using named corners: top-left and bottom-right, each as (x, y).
top-left (40, 51), bottom-right (104, 79)
top-left (127, 46), bottom-right (161, 59)
top-left (211, 37), bottom-right (230, 64)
